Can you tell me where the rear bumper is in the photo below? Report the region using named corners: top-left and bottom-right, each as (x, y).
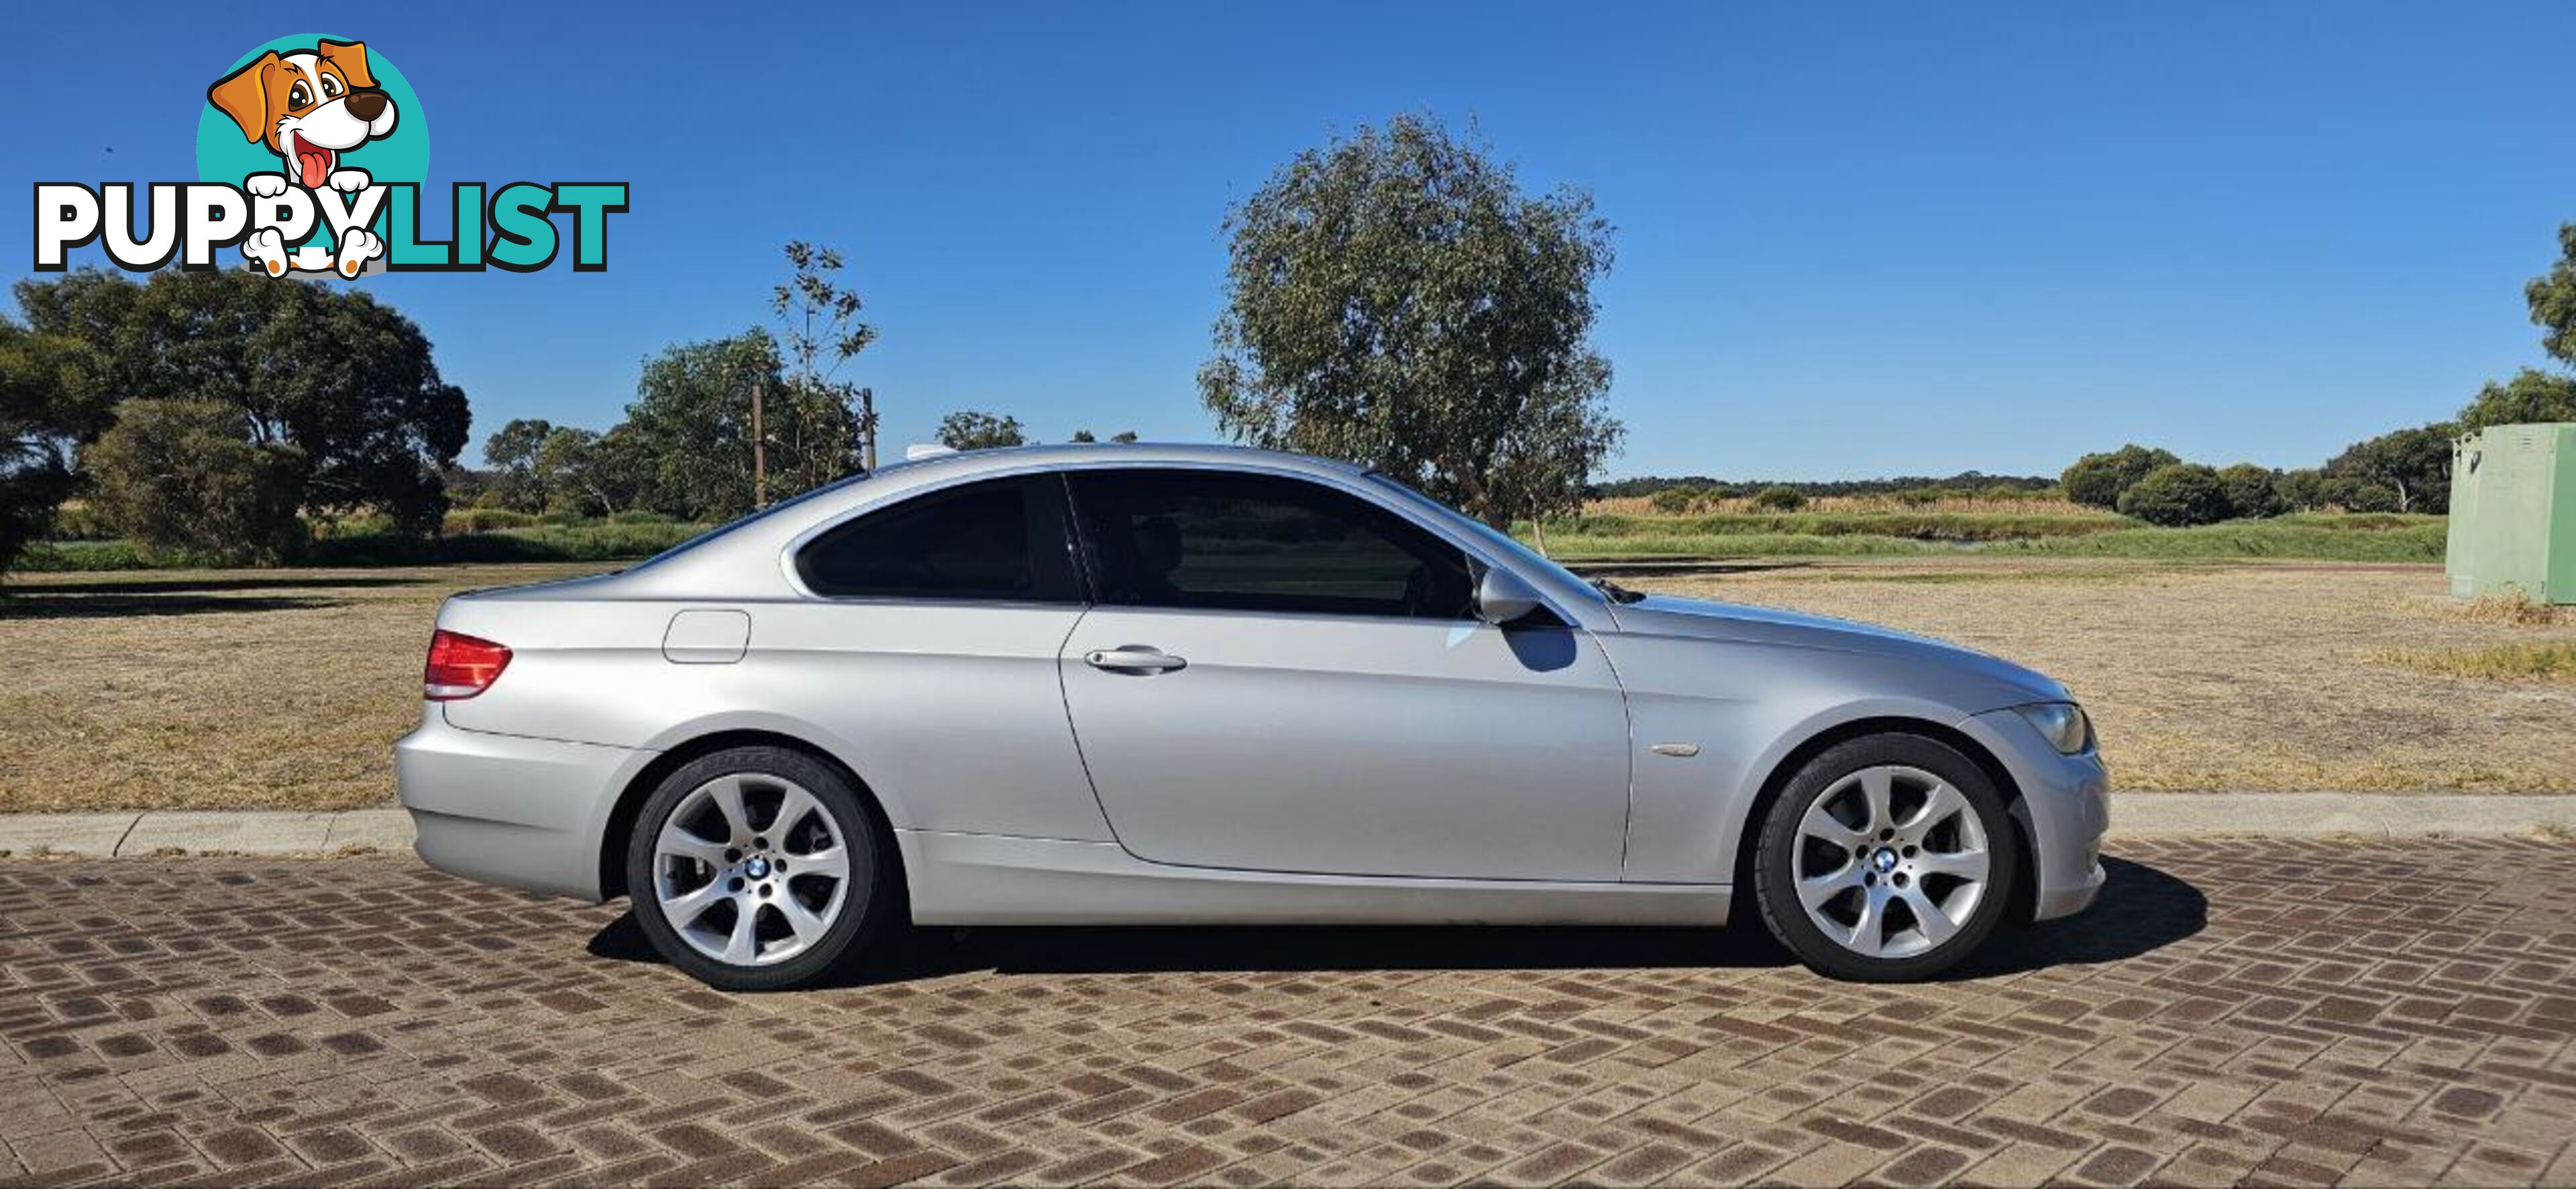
top-left (394, 707), bottom-right (653, 903)
top-left (1962, 708), bottom-right (2110, 921)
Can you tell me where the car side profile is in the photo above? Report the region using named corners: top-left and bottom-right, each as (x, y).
top-left (398, 443), bottom-right (2106, 990)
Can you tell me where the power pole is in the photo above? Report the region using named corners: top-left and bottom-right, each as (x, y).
top-left (858, 386), bottom-right (878, 471)
top-left (751, 376), bottom-right (768, 508)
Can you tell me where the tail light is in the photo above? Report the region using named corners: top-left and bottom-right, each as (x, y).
top-left (424, 629), bottom-right (512, 700)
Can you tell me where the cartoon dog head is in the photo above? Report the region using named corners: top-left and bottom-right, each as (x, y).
top-left (207, 40), bottom-right (397, 190)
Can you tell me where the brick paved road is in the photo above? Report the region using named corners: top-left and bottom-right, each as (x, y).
top-left (3, 839), bottom-right (2573, 1186)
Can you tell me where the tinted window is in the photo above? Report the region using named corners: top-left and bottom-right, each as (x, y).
top-left (1069, 469), bottom-right (1474, 618)
top-left (796, 475), bottom-right (1079, 602)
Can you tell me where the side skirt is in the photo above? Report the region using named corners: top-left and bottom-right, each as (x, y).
top-left (896, 830), bottom-right (1731, 927)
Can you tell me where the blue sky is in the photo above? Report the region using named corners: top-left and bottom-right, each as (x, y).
top-left (7, 1), bottom-right (2571, 479)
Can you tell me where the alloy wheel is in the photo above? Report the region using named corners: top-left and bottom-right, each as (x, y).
top-left (1789, 764), bottom-right (1991, 959)
top-left (651, 773), bottom-right (852, 967)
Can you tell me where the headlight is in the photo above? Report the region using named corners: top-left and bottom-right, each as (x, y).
top-left (2015, 702), bottom-right (2092, 755)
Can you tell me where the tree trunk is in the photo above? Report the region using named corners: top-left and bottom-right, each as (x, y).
top-left (751, 378), bottom-right (767, 509)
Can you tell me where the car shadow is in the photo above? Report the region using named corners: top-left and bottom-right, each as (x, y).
top-left (1955, 855), bottom-right (2206, 977)
top-left (586, 855), bottom-right (2202, 990)
top-left (6, 574), bottom-right (428, 595)
top-left (0, 592), bottom-right (345, 620)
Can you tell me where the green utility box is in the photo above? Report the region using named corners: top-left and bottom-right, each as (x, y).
top-left (2447, 422), bottom-right (2576, 603)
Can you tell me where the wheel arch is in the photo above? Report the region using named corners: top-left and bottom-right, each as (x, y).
top-left (1728, 715), bottom-right (2039, 923)
top-left (598, 728), bottom-right (906, 907)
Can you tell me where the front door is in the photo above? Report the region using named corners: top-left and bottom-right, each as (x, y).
top-left (1057, 467), bottom-right (1631, 881)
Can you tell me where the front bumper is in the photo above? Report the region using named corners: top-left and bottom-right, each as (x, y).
top-left (1962, 707), bottom-right (2110, 921)
top-left (394, 707), bottom-right (653, 902)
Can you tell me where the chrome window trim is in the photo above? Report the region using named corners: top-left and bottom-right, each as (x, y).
top-left (778, 470), bottom-right (1084, 608)
top-left (776, 458), bottom-right (1602, 627)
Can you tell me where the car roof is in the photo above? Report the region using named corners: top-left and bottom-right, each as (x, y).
top-left (873, 441), bottom-right (1368, 482)
top-left (569, 443), bottom-right (1371, 600)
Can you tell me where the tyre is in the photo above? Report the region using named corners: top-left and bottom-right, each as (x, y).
top-left (1752, 734), bottom-right (2020, 982)
top-left (624, 746), bottom-right (892, 991)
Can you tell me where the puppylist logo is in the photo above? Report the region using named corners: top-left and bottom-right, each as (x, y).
top-left (32, 34), bottom-right (626, 278)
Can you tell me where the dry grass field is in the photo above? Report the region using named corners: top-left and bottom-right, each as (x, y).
top-left (1641, 558), bottom-right (2576, 792)
top-left (1, 557), bottom-right (2569, 812)
top-left (0, 565), bottom-right (603, 813)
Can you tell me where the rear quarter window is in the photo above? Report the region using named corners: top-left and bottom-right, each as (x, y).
top-left (795, 475), bottom-right (1080, 602)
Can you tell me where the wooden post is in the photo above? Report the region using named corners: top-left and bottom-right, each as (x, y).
top-left (751, 376), bottom-right (767, 508)
top-left (859, 386), bottom-right (877, 471)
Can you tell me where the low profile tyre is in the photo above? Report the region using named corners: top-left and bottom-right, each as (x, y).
top-left (1752, 734), bottom-right (2021, 982)
top-left (625, 746), bottom-right (890, 992)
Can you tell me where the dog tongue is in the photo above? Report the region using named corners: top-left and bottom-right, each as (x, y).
top-left (298, 150), bottom-right (330, 189)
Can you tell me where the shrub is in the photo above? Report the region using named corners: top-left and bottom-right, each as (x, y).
top-left (1648, 486), bottom-right (1703, 514)
top-left (2061, 445), bottom-right (2181, 509)
top-left (86, 399), bottom-right (307, 565)
top-left (443, 507), bottom-right (541, 533)
top-left (44, 500), bottom-right (118, 541)
top-left (2216, 463), bottom-right (2287, 519)
top-left (2276, 467), bottom-right (2329, 511)
top-left (0, 465), bottom-right (73, 577)
top-left (2323, 475), bottom-right (2400, 513)
top-left (2116, 463), bottom-right (2232, 526)
top-left (2455, 589), bottom-right (2559, 627)
top-left (1750, 485), bottom-right (1807, 511)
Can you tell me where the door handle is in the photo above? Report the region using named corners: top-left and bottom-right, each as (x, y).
top-left (1084, 646), bottom-right (1187, 674)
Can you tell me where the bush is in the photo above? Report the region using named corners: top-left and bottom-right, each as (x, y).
top-left (1648, 486), bottom-right (1705, 514)
top-left (2322, 475), bottom-right (2401, 513)
top-left (2061, 445), bottom-right (2181, 509)
top-left (443, 507), bottom-right (541, 533)
top-left (2216, 463), bottom-right (2287, 519)
top-left (1750, 484), bottom-right (1807, 511)
top-left (2276, 467), bottom-right (2329, 511)
top-left (2116, 463), bottom-right (2233, 526)
top-left (44, 501), bottom-right (119, 541)
top-left (86, 399), bottom-right (307, 565)
top-left (0, 465), bottom-right (74, 577)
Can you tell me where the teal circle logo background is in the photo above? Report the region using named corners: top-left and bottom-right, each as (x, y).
top-left (195, 34), bottom-right (429, 244)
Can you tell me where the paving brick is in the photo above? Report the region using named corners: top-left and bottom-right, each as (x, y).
top-left (1, 841), bottom-right (2574, 1186)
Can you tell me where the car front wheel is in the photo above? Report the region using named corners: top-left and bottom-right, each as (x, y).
top-left (1752, 734), bottom-right (2020, 982)
top-left (624, 746), bottom-right (890, 991)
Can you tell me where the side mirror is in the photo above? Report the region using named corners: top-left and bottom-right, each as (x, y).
top-left (1473, 562), bottom-right (1546, 626)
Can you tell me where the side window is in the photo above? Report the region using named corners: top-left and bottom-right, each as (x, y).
top-left (1069, 469), bottom-right (1475, 618)
top-left (796, 475), bottom-right (1079, 602)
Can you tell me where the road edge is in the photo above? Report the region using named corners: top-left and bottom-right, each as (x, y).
top-left (1, 793), bottom-right (2571, 859)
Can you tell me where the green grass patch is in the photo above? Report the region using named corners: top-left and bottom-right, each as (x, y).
top-left (1548, 532), bottom-right (1962, 559)
top-left (1979, 519), bottom-right (2444, 561)
top-left (306, 522), bottom-right (708, 565)
top-left (14, 540), bottom-right (217, 571)
top-left (1549, 510), bottom-right (2129, 542)
top-left (2376, 641), bottom-right (2576, 682)
top-left (1537, 514), bottom-right (2445, 562)
top-left (15, 519), bottom-right (710, 572)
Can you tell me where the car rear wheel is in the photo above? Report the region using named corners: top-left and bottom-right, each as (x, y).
top-left (625, 746), bottom-right (890, 991)
top-left (1752, 734), bottom-right (2019, 982)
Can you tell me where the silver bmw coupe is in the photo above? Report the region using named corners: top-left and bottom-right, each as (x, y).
top-left (398, 443), bottom-right (2106, 990)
